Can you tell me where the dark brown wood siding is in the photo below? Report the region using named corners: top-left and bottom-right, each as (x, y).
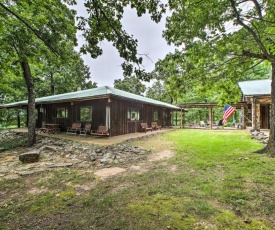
top-left (44, 102), bottom-right (71, 130)
top-left (41, 99), bottom-right (108, 132)
top-left (109, 97), bottom-right (169, 136)
top-left (109, 97), bottom-right (133, 136)
top-left (38, 96), bottom-right (175, 136)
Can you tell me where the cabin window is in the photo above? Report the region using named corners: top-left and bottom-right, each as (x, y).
top-left (56, 108), bottom-right (68, 118)
top-left (80, 107), bottom-right (93, 121)
top-left (128, 107), bottom-right (140, 120)
top-left (153, 111), bottom-right (159, 121)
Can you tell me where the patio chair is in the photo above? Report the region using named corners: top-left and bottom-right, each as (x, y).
top-left (79, 123), bottom-right (92, 137)
top-left (140, 122), bottom-right (152, 133)
top-left (217, 119), bottom-right (224, 129)
top-left (67, 123), bottom-right (81, 135)
top-left (199, 121), bottom-right (206, 127)
top-left (91, 125), bottom-right (109, 137)
top-left (189, 121), bottom-right (195, 128)
top-left (151, 121), bottom-right (162, 130)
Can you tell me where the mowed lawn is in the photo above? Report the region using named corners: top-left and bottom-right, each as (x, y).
top-left (0, 129), bottom-right (274, 229)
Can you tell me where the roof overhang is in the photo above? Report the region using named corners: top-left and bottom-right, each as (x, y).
top-left (0, 86), bottom-right (182, 111)
top-left (177, 102), bottom-right (248, 109)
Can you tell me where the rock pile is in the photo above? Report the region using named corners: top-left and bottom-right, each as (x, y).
top-left (0, 130), bottom-right (151, 180)
top-left (0, 130), bottom-right (27, 140)
top-left (36, 136), bottom-right (150, 167)
top-left (250, 130), bottom-right (269, 144)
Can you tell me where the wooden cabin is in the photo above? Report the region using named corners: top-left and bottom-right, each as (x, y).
top-left (238, 79), bottom-right (271, 130)
top-left (1, 86), bottom-right (181, 136)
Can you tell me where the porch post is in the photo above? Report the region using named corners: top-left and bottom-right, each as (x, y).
top-left (243, 104), bottom-right (248, 129)
top-left (256, 101), bottom-right (261, 130)
top-left (209, 106), bottom-right (213, 130)
top-left (180, 108), bottom-right (184, 129)
top-left (252, 98), bottom-right (257, 130)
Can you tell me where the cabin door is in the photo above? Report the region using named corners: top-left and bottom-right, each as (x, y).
top-left (260, 105), bottom-right (270, 129)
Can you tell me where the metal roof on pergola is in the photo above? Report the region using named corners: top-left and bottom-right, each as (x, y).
top-left (177, 102), bottom-right (248, 109)
top-left (176, 102), bottom-right (248, 129)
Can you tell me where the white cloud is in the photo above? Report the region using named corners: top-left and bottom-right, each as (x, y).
top-left (75, 4), bottom-right (174, 87)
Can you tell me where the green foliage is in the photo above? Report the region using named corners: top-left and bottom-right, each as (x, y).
top-left (146, 80), bottom-right (174, 104)
top-left (77, 0), bottom-right (166, 80)
top-left (0, 135), bottom-right (27, 150)
top-left (0, 108), bottom-right (27, 129)
top-left (0, 1), bottom-right (97, 102)
top-left (154, 0), bottom-right (275, 105)
top-left (114, 75), bottom-right (146, 95)
top-left (0, 0), bottom-right (79, 145)
top-left (34, 51), bottom-right (97, 97)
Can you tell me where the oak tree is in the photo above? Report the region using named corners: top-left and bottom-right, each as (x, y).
top-left (162, 0), bottom-right (275, 156)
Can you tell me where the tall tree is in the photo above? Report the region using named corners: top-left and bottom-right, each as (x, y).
top-left (146, 80), bottom-right (176, 104)
top-left (34, 50), bottom-right (97, 97)
top-left (0, 0), bottom-right (166, 146)
top-left (114, 76), bottom-right (146, 95)
top-left (162, 0), bottom-right (275, 157)
top-left (0, 0), bottom-right (77, 145)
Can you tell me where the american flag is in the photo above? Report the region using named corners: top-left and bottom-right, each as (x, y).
top-left (222, 105), bottom-right (236, 125)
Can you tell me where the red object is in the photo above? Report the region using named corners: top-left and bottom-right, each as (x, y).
top-left (222, 105), bottom-right (236, 125)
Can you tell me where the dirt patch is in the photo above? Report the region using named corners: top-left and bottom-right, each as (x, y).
top-left (75, 182), bottom-right (98, 195)
top-left (148, 149), bottom-right (175, 161)
top-left (111, 181), bottom-right (137, 193)
top-left (169, 165), bottom-right (178, 171)
top-left (94, 149), bottom-right (176, 180)
top-left (27, 188), bottom-right (47, 195)
top-left (94, 167), bottom-right (127, 180)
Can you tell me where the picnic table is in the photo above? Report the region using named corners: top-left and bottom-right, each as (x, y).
top-left (39, 123), bottom-right (61, 134)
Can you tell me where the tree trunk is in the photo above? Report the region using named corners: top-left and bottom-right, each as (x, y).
top-left (50, 72), bottom-right (55, 94)
top-left (17, 110), bottom-right (20, 128)
top-left (267, 62), bottom-right (275, 157)
top-left (21, 59), bottom-right (36, 146)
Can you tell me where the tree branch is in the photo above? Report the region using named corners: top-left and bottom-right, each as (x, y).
top-left (0, 3), bottom-right (61, 58)
top-left (242, 50), bottom-right (268, 60)
top-left (251, 0), bottom-right (263, 19)
top-left (91, 0), bottom-right (144, 66)
top-left (229, 0), bottom-right (268, 57)
top-left (241, 14), bottom-right (275, 24)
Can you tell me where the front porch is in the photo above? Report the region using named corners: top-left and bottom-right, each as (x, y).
top-left (11, 127), bottom-right (175, 146)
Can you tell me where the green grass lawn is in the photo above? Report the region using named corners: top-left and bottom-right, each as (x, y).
top-left (0, 129), bottom-right (274, 229)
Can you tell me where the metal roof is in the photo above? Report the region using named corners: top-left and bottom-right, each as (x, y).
top-left (238, 79), bottom-right (271, 96)
top-left (177, 102), bottom-right (247, 109)
top-left (1, 86), bottom-right (180, 110)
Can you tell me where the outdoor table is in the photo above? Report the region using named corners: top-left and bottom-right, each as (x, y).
top-left (40, 124), bottom-right (60, 134)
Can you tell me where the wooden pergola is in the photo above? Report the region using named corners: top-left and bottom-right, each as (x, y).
top-left (178, 102), bottom-right (248, 130)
